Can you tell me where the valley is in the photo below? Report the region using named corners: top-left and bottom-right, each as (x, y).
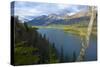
top-left (11, 1), bottom-right (97, 65)
top-left (32, 23), bottom-right (97, 37)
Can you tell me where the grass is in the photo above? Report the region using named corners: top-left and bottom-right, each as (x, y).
top-left (14, 54), bottom-right (40, 65)
top-left (32, 23), bottom-right (97, 37)
top-left (63, 24), bottom-right (97, 37)
top-left (15, 41), bottom-right (40, 65)
top-left (15, 47), bottom-right (39, 54)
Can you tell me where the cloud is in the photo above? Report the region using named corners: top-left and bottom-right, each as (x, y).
top-left (15, 8), bottom-right (43, 16)
top-left (12, 1), bottom-right (89, 21)
top-left (57, 4), bottom-right (70, 9)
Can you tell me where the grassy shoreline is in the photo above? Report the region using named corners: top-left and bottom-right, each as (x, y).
top-left (32, 24), bottom-right (97, 37)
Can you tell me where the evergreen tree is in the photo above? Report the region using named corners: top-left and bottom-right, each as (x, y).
top-left (60, 45), bottom-right (64, 62)
top-left (24, 22), bottom-right (29, 31)
top-left (72, 51), bottom-right (76, 62)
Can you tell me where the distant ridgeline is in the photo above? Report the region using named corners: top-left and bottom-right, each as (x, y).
top-left (26, 10), bottom-right (97, 26)
top-left (26, 11), bottom-right (93, 26)
top-left (12, 16), bottom-right (60, 65)
top-left (11, 10), bottom-right (97, 65)
top-left (27, 16), bottom-right (90, 26)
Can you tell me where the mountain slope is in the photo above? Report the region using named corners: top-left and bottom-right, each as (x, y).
top-left (27, 11), bottom-right (91, 26)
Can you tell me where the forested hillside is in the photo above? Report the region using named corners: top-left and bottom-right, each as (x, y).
top-left (11, 16), bottom-right (59, 65)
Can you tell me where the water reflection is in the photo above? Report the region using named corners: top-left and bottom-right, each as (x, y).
top-left (37, 28), bottom-right (97, 61)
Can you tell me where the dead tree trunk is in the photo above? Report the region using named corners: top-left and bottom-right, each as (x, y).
top-left (76, 6), bottom-right (96, 61)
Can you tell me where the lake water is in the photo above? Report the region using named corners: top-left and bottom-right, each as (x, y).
top-left (37, 28), bottom-right (97, 62)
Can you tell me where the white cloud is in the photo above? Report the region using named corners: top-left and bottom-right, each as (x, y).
top-left (57, 4), bottom-right (70, 9)
top-left (15, 8), bottom-right (42, 16)
top-left (67, 12), bottom-right (76, 16)
top-left (13, 1), bottom-right (89, 21)
top-left (14, 7), bottom-right (44, 21)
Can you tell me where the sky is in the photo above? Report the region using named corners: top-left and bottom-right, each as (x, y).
top-left (11, 1), bottom-right (89, 21)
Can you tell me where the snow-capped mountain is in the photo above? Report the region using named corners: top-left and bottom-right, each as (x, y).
top-left (26, 10), bottom-right (91, 26)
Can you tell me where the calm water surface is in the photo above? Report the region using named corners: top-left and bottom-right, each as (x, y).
top-left (37, 28), bottom-right (97, 61)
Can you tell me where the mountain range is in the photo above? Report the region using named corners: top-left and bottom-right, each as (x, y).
top-left (26, 11), bottom-right (91, 26)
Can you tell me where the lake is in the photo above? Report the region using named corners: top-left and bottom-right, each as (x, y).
top-left (37, 28), bottom-right (97, 62)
